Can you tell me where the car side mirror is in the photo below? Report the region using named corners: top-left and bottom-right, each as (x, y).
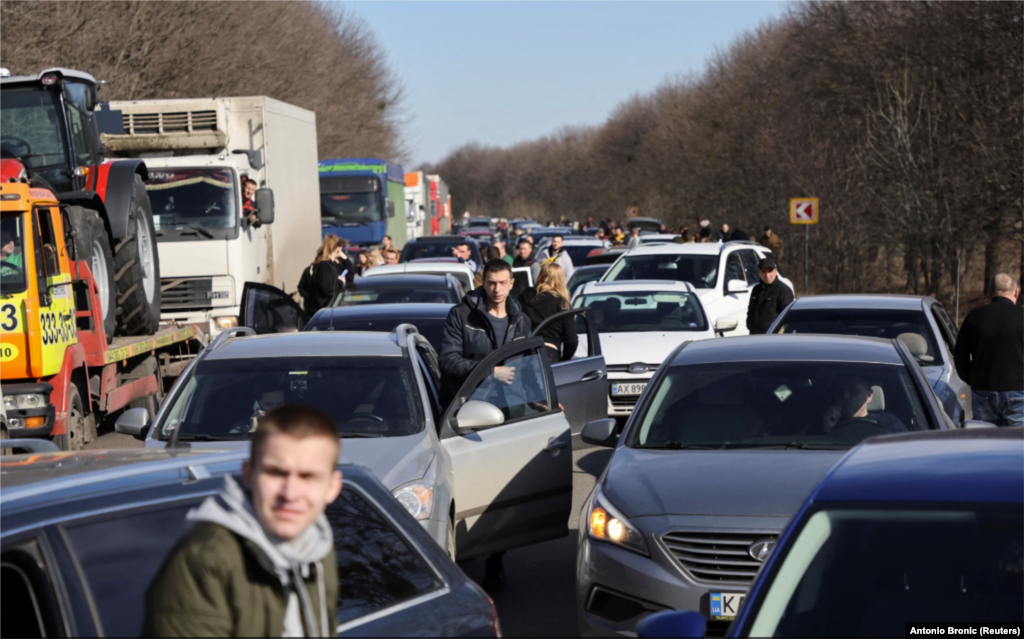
top-left (636, 610), bottom-right (707, 638)
top-left (727, 279), bottom-right (748, 294)
top-left (387, 200), bottom-right (396, 218)
top-left (255, 188), bottom-right (275, 224)
top-left (963, 420), bottom-right (997, 429)
top-left (114, 406), bottom-right (150, 439)
top-left (714, 318), bottom-right (738, 335)
top-left (581, 418), bottom-right (618, 447)
top-left (455, 400), bottom-right (505, 431)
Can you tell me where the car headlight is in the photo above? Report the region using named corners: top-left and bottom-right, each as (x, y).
top-left (15, 394), bottom-right (46, 410)
top-left (588, 486), bottom-right (649, 556)
top-left (2, 395), bottom-right (16, 411)
top-left (392, 480), bottom-right (434, 521)
top-left (215, 316), bottom-right (239, 330)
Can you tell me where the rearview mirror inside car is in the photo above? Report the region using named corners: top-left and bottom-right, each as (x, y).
top-left (255, 188), bottom-right (275, 225)
top-left (455, 400), bottom-right (505, 431)
top-left (727, 279), bottom-right (747, 294)
top-left (114, 406), bottom-right (150, 439)
top-left (581, 418), bottom-right (618, 447)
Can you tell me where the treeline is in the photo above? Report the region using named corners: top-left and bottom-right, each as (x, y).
top-left (0, 1), bottom-right (406, 161)
top-left (429, 2), bottom-right (1023, 301)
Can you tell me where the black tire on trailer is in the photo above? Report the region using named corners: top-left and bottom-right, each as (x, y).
top-left (56, 384), bottom-right (86, 451)
top-left (127, 394), bottom-right (159, 422)
top-left (113, 174), bottom-right (161, 336)
top-left (68, 206), bottom-right (117, 337)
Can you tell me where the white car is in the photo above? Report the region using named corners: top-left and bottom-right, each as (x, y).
top-left (571, 280), bottom-right (734, 417)
top-left (637, 233), bottom-right (681, 245)
top-left (599, 240), bottom-right (794, 337)
top-left (360, 261), bottom-right (474, 294)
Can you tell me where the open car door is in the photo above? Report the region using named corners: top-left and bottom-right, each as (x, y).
top-left (239, 282), bottom-right (310, 334)
top-left (532, 309), bottom-right (607, 444)
top-left (440, 336), bottom-right (572, 561)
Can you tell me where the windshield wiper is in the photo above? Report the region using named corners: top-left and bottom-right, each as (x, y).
top-left (744, 442), bottom-right (851, 450)
top-left (337, 432), bottom-right (384, 438)
top-left (176, 223), bottom-right (214, 239)
top-left (639, 442), bottom-right (721, 450)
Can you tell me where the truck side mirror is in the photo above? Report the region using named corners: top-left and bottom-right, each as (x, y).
top-left (255, 188), bottom-right (275, 225)
top-left (387, 200), bottom-right (396, 218)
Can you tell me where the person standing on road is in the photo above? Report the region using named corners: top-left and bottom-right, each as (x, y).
top-left (746, 256), bottom-right (794, 334)
top-left (699, 219), bottom-right (712, 241)
top-left (627, 226), bottom-right (642, 248)
top-left (439, 259), bottom-right (532, 593)
top-left (759, 226), bottom-right (784, 261)
top-left (519, 263), bottom-right (578, 363)
top-left (452, 242), bottom-right (479, 273)
top-left (536, 235), bottom-right (575, 281)
top-left (383, 248), bottom-right (400, 265)
top-left (298, 235), bottom-right (352, 316)
top-left (144, 404), bottom-right (342, 637)
top-left (381, 235), bottom-right (393, 252)
top-left (497, 240), bottom-right (514, 266)
top-left (954, 273), bottom-right (1024, 426)
top-left (719, 223), bottom-right (732, 243)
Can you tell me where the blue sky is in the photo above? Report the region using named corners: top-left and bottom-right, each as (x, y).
top-left (344, 2), bottom-right (789, 167)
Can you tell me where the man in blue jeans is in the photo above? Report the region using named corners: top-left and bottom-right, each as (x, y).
top-left (954, 273), bottom-right (1024, 426)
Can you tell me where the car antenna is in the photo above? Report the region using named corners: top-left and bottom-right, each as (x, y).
top-left (329, 269), bottom-right (348, 331)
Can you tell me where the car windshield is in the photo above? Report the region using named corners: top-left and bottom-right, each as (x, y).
top-left (401, 241), bottom-right (482, 266)
top-left (308, 317), bottom-right (446, 352)
top-left (631, 361), bottom-right (933, 449)
top-left (334, 286), bottom-right (456, 307)
top-left (321, 192), bottom-right (382, 225)
top-left (159, 356), bottom-right (423, 440)
top-left (775, 308), bottom-right (942, 365)
top-left (146, 168), bottom-right (237, 234)
top-left (573, 291), bottom-right (708, 333)
top-left (1, 213), bottom-right (27, 294)
top-left (568, 267), bottom-right (608, 294)
top-left (749, 506), bottom-right (1023, 637)
top-left (604, 254), bottom-right (721, 289)
top-left (564, 244), bottom-right (599, 266)
top-left (0, 86), bottom-right (68, 169)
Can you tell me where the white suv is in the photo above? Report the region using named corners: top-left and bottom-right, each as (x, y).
top-left (571, 280), bottom-right (729, 417)
top-left (599, 240), bottom-right (794, 337)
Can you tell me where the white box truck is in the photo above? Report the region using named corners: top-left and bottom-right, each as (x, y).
top-left (102, 97), bottom-right (320, 337)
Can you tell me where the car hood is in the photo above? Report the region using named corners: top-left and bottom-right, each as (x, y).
top-left (602, 447), bottom-right (844, 518)
top-left (578, 331), bottom-right (712, 366)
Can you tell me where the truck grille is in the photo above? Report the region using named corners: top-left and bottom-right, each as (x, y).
top-left (123, 110), bottom-right (218, 135)
top-left (660, 530), bottom-right (779, 584)
top-left (161, 278), bottom-right (213, 310)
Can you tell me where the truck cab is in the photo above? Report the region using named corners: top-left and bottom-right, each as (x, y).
top-left (319, 158), bottom-right (407, 249)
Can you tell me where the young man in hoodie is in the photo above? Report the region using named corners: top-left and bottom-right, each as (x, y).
top-left (144, 404), bottom-right (342, 637)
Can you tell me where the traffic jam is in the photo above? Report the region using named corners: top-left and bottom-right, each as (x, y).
top-left (1, 61), bottom-right (1022, 639)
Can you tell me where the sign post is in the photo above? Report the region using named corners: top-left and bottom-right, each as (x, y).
top-left (789, 198), bottom-right (819, 294)
top-left (626, 206), bottom-right (638, 218)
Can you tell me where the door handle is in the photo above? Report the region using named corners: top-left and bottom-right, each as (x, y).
top-left (544, 440), bottom-right (568, 452)
top-left (580, 370), bottom-right (606, 382)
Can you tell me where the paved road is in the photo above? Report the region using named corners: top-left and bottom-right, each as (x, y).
top-left (90, 427), bottom-right (611, 637)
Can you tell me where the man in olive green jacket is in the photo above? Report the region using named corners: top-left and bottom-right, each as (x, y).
top-left (144, 405), bottom-right (343, 637)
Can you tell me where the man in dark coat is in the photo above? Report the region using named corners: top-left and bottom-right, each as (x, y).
top-left (954, 273), bottom-right (1024, 426)
top-left (746, 256), bottom-right (794, 334)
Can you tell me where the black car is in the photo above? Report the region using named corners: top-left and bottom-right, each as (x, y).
top-left (307, 303), bottom-right (454, 353)
top-left (401, 236), bottom-right (483, 266)
top-left (334, 274), bottom-right (462, 307)
top-left (567, 264), bottom-right (610, 297)
top-left (0, 449), bottom-right (498, 637)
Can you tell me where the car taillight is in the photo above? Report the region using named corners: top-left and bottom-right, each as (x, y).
top-left (489, 599), bottom-right (502, 637)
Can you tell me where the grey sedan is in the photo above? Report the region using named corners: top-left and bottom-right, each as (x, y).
top-left (767, 295), bottom-right (969, 423)
top-left (575, 335), bottom-right (954, 637)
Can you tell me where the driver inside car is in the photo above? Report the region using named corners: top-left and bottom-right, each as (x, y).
top-left (822, 375), bottom-right (908, 434)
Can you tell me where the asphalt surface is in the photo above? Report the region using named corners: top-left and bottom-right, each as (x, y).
top-left (90, 426), bottom-right (612, 637)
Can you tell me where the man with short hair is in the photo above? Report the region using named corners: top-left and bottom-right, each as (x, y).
top-left (242, 177), bottom-right (261, 229)
top-left (719, 223), bottom-right (732, 243)
top-left (496, 240), bottom-right (513, 266)
top-left (746, 256), bottom-right (794, 334)
top-left (451, 242), bottom-right (478, 272)
top-left (144, 404), bottom-right (341, 637)
top-left (536, 235), bottom-right (574, 281)
top-left (954, 273), bottom-right (1024, 426)
top-left (381, 235), bottom-right (392, 251)
top-left (383, 247), bottom-right (399, 265)
top-left (627, 226), bottom-right (642, 248)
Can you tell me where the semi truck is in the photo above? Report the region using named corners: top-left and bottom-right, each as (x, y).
top-left (404, 172), bottom-right (453, 239)
top-left (102, 97), bottom-right (321, 338)
top-left (319, 158), bottom-right (407, 248)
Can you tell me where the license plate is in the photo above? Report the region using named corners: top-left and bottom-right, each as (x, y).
top-left (611, 382), bottom-right (647, 396)
top-left (709, 592), bottom-right (745, 619)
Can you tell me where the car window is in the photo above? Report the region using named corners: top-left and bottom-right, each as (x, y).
top-left (400, 242), bottom-right (482, 266)
top-left (416, 350), bottom-right (442, 425)
top-left (604, 254), bottom-right (720, 289)
top-left (159, 356), bottom-right (424, 441)
top-left (774, 309), bottom-right (942, 366)
top-left (62, 501), bottom-right (200, 637)
top-left (724, 252), bottom-right (746, 287)
top-left (464, 348), bottom-right (553, 424)
top-left (739, 250), bottom-right (761, 284)
top-left (328, 486), bottom-right (443, 626)
top-left (567, 268), bottom-right (608, 295)
top-left (564, 244), bottom-right (598, 266)
top-left (1, 540), bottom-right (61, 638)
top-left (750, 505), bottom-right (1024, 637)
top-left (573, 291), bottom-right (708, 332)
top-left (632, 361), bottom-right (934, 449)
top-left (335, 287), bottom-right (457, 306)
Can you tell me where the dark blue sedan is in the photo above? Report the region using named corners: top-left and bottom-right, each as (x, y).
top-left (638, 428), bottom-right (1024, 637)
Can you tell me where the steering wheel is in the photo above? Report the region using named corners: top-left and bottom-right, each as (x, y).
top-left (0, 260), bottom-right (23, 276)
top-left (345, 413), bottom-right (388, 432)
top-left (0, 136), bottom-right (31, 159)
top-left (828, 418), bottom-right (891, 444)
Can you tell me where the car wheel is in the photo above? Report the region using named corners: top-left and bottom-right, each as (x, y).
top-left (56, 385), bottom-right (86, 451)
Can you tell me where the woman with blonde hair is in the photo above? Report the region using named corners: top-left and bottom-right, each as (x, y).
top-left (298, 234), bottom-right (353, 316)
top-left (518, 262), bottom-right (578, 363)
top-left (365, 248), bottom-right (385, 270)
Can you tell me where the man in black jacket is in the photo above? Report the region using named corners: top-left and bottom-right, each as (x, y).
top-left (746, 256), bottom-right (794, 334)
top-left (439, 258), bottom-right (532, 592)
top-left (954, 273), bottom-right (1024, 426)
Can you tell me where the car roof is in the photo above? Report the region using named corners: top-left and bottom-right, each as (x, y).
top-left (789, 294), bottom-right (934, 311)
top-left (671, 334), bottom-right (905, 366)
top-left (579, 280), bottom-right (696, 294)
top-left (206, 331), bottom-right (404, 360)
top-left (364, 263), bottom-right (472, 276)
top-left (622, 242), bottom-right (735, 256)
top-left (352, 274), bottom-right (451, 287)
top-left (309, 303), bottom-right (454, 323)
top-left (562, 237), bottom-right (606, 244)
top-left (814, 428), bottom-right (1023, 505)
top-left (408, 235), bottom-right (477, 243)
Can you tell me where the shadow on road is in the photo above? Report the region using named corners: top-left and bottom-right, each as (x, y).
top-left (575, 448), bottom-right (613, 478)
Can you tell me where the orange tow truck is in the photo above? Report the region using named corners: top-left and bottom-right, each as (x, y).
top-left (1, 180), bottom-right (202, 450)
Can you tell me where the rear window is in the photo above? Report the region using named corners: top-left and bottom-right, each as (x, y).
top-left (774, 309), bottom-right (941, 365)
top-left (401, 241), bottom-right (482, 266)
top-left (307, 317), bottom-right (446, 353)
